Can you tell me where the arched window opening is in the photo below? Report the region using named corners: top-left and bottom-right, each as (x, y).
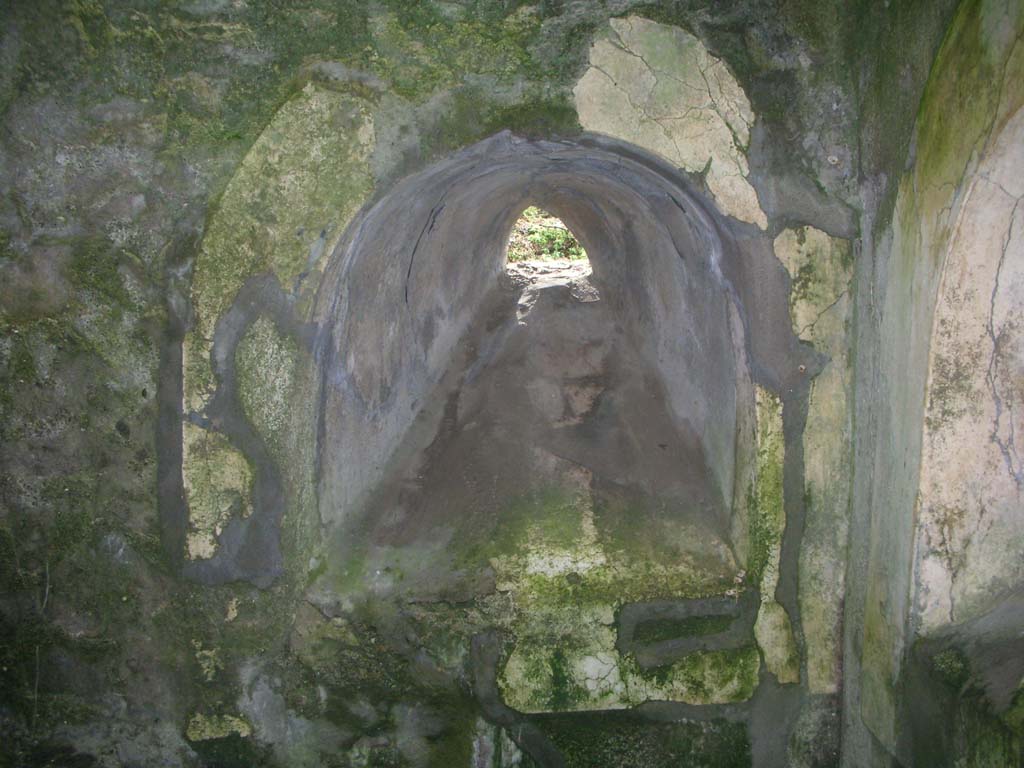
top-left (505, 205), bottom-right (591, 279)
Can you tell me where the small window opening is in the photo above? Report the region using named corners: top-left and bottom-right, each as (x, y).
top-left (506, 205), bottom-right (590, 275)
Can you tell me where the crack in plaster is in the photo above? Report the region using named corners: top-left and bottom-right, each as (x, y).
top-left (985, 193), bottom-right (1024, 487)
top-left (574, 15), bottom-right (766, 228)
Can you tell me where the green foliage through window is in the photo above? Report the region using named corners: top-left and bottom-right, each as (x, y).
top-left (507, 206), bottom-right (588, 262)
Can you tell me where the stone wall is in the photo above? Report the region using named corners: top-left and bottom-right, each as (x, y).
top-left (2, 1), bottom-right (1019, 766)
top-left (844, 0), bottom-right (1024, 764)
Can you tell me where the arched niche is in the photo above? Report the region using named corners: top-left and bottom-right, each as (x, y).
top-left (311, 133), bottom-right (756, 557)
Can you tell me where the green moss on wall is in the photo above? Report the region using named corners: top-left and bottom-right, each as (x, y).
top-left (535, 711), bottom-right (750, 768)
top-left (646, 646), bottom-right (761, 704)
top-left (748, 388), bottom-right (785, 587)
top-left (953, 693), bottom-right (1022, 767)
top-left (548, 648), bottom-right (591, 711)
top-left (189, 84), bottom-right (375, 346)
top-left (932, 647), bottom-right (970, 690)
top-left (632, 615), bottom-right (734, 645)
top-left (419, 88), bottom-right (580, 166)
top-left (188, 731), bottom-right (273, 768)
top-left (66, 237), bottom-right (131, 311)
top-left (1003, 683), bottom-right (1024, 737)
top-left (478, 487), bottom-right (734, 606)
top-left (746, 387), bottom-right (800, 684)
top-left (846, 0), bottom-right (960, 233)
top-left (368, 7), bottom-right (542, 99)
top-left (0, 463), bottom-right (158, 729)
top-left (912, 0), bottom-right (1004, 224)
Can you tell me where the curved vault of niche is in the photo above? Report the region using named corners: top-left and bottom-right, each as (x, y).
top-left (309, 132), bottom-right (763, 710)
top-left (311, 130), bottom-right (752, 584)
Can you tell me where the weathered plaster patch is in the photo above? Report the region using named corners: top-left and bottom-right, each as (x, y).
top-left (573, 15), bottom-right (767, 228)
top-left (916, 107), bottom-right (1024, 633)
top-left (182, 421), bottom-right (253, 560)
top-left (775, 227), bottom-right (851, 343)
top-left (775, 226), bottom-right (853, 694)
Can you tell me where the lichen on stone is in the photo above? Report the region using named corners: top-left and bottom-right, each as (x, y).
top-left (753, 602), bottom-right (799, 685)
top-left (367, 7), bottom-right (540, 99)
top-left (774, 226), bottom-right (852, 345)
top-left (186, 712), bottom-right (252, 742)
top-left (489, 487), bottom-right (753, 712)
top-left (749, 386), bottom-right (800, 684)
top-left (182, 422), bottom-right (253, 560)
top-left (235, 316), bottom-right (300, 455)
top-left (192, 639), bottom-right (224, 682)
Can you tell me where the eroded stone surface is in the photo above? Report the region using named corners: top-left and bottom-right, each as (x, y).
top-left (186, 713), bottom-right (252, 741)
top-left (750, 386), bottom-right (800, 685)
top-left (775, 227), bottom-right (851, 343)
top-left (574, 16), bottom-right (767, 228)
top-left (494, 492), bottom-right (753, 711)
top-left (236, 317), bottom-right (299, 455)
top-left (182, 421), bottom-right (253, 560)
top-left (775, 226), bottom-right (853, 694)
